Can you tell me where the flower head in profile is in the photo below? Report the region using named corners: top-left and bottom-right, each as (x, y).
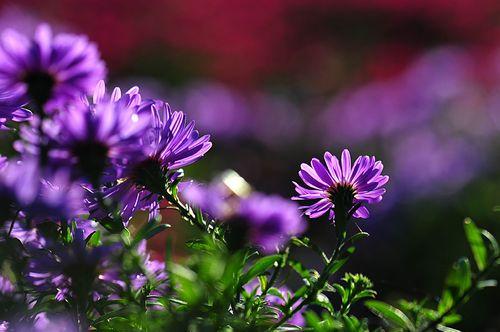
top-left (48, 81), bottom-right (151, 184)
top-left (227, 193), bottom-right (305, 253)
top-left (87, 102), bottom-right (212, 224)
top-left (0, 24), bottom-right (105, 111)
top-left (293, 149), bottom-right (388, 221)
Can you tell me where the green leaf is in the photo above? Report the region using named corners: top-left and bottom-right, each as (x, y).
top-left (442, 313), bottom-right (462, 325)
top-left (327, 256), bottom-right (350, 275)
top-left (436, 325), bottom-right (461, 332)
top-left (352, 289), bottom-right (377, 303)
top-left (477, 279), bottom-right (497, 289)
top-left (85, 231), bottom-right (101, 247)
top-left (481, 229), bottom-right (499, 257)
top-left (438, 258), bottom-right (472, 313)
top-left (240, 255), bottom-right (281, 285)
top-left (99, 217), bottom-right (125, 234)
top-left (347, 231), bottom-right (370, 244)
top-left (291, 237), bottom-right (329, 263)
top-left (314, 293), bottom-right (334, 314)
top-left (365, 300), bottom-right (415, 331)
top-left (464, 218), bottom-right (487, 271)
top-left (132, 220), bottom-right (170, 246)
top-left (288, 259), bottom-right (310, 279)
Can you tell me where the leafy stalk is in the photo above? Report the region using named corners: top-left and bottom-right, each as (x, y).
top-left (161, 188), bottom-right (226, 244)
top-left (418, 253), bottom-right (499, 332)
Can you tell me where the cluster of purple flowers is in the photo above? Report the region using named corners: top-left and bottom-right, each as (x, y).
top-left (0, 22), bottom-right (391, 330)
top-left (0, 24), bottom-right (210, 327)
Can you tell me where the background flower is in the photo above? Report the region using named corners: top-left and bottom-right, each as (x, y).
top-left (0, 24), bottom-right (105, 111)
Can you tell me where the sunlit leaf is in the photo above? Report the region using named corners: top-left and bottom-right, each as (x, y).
top-left (365, 300), bottom-right (415, 331)
top-left (464, 218), bottom-right (487, 271)
top-left (240, 255), bottom-right (281, 285)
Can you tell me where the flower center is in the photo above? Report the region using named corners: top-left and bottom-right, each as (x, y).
top-left (23, 71), bottom-right (56, 106)
top-left (71, 141), bottom-right (109, 184)
top-left (131, 157), bottom-right (166, 194)
top-left (327, 183), bottom-right (356, 209)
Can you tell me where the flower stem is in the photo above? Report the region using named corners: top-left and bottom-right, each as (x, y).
top-left (269, 220), bottom-right (348, 330)
top-left (161, 189), bottom-right (225, 244)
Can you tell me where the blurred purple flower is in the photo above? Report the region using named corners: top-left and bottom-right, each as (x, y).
top-left (293, 149), bottom-right (388, 221)
top-left (0, 24), bottom-right (105, 111)
top-left (48, 81), bottom-right (151, 184)
top-left (10, 313), bottom-right (77, 332)
top-left (87, 101), bottom-right (212, 224)
top-left (182, 81), bottom-right (251, 139)
top-left (180, 180), bottom-right (230, 220)
top-left (232, 193), bottom-right (305, 253)
top-left (315, 48), bottom-right (472, 145)
top-left (390, 131), bottom-right (481, 196)
top-left (249, 92), bottom-right (303, 148)
top-left (0, 157), bottom-right (84, 222)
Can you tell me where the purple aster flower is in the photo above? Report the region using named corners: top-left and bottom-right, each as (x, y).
top-left (244, 280), bottom-right (305, 326)
top-left (0, 88), bottom-right (30, 129)
top-left (87, 102), bottom-right (212, 224)
top-left (48, 81), bottom-right (151, 184)
top-left (0, 157), bottom-right (85, 222)
top-left (0, 24), bottom-right (106, 111)
top-left (228, 193), bottom-right (305, 253)
top-left (293, 149), bottom-right (388, 221)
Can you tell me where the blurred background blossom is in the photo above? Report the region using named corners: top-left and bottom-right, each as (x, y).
top-left (1, 0), bottom-right (499, 329)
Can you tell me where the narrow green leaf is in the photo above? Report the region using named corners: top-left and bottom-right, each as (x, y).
top-left (240, 255), bottom-right (281, 285)
top-left (365, 300), bottom-right (415, 331)
top-left (481, 229), bottom-right (499, 257)
top-left (352, 289), bottom-right (377, 303)
top-left (85, 231), bottom-right (101, 247)
top-left (477, 279), bottom-right (497, 289)
top-left (464, 218), bottom-right (487, 271)
top-left (438, 258), bottom-right (472, 313)
top-left (314, 293), bottom-right (334, 314)
top-left (436, 324), bottom-right (461, 332)
top-left (441, 313), bottom-right (462, 325)
top-left (347, 231), bottom-right (370, 244)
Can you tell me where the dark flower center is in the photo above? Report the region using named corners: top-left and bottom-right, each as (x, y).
top-left (259, 217), bottom-right (283, 235)
top-left (327, 184), bottom-right (355, 210)
top-left (131, 157), bottom-right (166, 194)
top-left (23, 71), bottom-right (56, 106)
top-left (71, 141), bottom-right (109, 184)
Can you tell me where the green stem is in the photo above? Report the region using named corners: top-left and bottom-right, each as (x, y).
top-left (161, 189), bottom-right (225, 243)
top-left (418, 254), bottom-right (500, 332)
top-left (269, 229), bottom-right (347, 330)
